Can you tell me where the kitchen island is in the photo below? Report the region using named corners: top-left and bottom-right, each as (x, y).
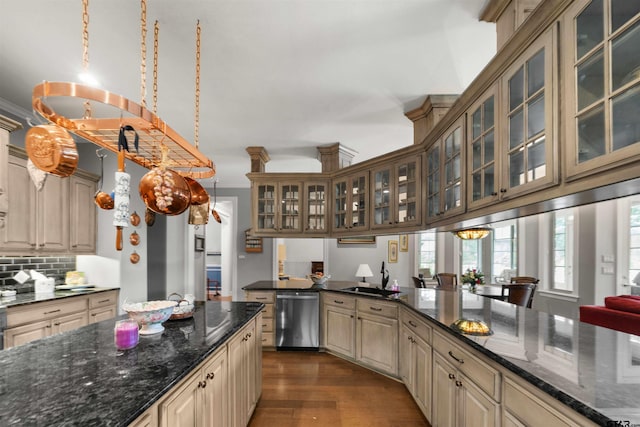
top-left (244, 280), bottom-right (640, 426)
top-left (0, 300), bottom-right (263, 426)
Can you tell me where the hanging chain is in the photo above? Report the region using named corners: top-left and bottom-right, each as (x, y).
top-left (140, 0), bottom-right (148, 108)
top-left (153, 20), bottom-right (159, 115)
top-left (82, 0), bottom-right (92, 119)
top-left (194, 20), bottom-right (201, 149)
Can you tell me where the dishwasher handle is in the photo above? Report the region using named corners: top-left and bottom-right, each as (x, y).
top-left (276, 293), bottom-right (318, 300)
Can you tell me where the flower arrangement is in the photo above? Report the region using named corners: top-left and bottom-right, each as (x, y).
top-left (461, 269), bottom-right (485, 291)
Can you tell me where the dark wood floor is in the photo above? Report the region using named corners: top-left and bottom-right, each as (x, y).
top-left (248, 351), bottom-right (430, 427)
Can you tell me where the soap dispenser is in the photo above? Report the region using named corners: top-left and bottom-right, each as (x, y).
top-left (392, 279), bottom-right (399, 292)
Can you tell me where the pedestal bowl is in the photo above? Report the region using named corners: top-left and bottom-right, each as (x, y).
top-left (123, 300), bottom-right (178, 335)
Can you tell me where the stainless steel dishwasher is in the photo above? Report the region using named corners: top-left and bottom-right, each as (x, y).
top-left (275, 291), bottom-right (319, 350)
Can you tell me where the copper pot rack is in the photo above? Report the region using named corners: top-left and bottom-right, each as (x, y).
top-left (32, 81), bottom-right (216, 179)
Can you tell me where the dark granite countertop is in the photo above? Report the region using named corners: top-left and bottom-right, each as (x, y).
top-left (0, 287), bottom-right (120, 309)
top-left (243, 280), bottom-right (637, 426)
top-left (0, 301), bottom-right (263, 426)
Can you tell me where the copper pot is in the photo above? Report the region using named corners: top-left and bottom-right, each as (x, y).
top-left (184, 177), bottom-right (209, 205)
top-left (25, 125), bottom-right (78, 177)
top-left (130, 211), bottom-right (141, 226)
top-left (139, 168), bottom-right (191, 216)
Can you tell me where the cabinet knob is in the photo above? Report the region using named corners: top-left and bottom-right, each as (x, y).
top-left (198, 380), bottom-right (207, 389)
top-left (455, 380), bottom-right (463, 388)
top-left (491, 192), bottom-right (498, 196)
top-left (500, 188), bottom-right (507, 193)
top-left (448, 373), bottom-right (455, 380)
top-left (206, 372), bottom-right (215, 380)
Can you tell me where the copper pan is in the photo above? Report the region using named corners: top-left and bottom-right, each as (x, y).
top-left (184, 177), bottom-right (209, 205)
top-left (139, 168), bottom-right (191, 216)
top-left (25, 125), bottom-right (78, 177)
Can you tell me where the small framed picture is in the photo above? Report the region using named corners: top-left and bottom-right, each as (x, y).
top-left (399, 234), bottom-right (408, 252)
top-left (388, 240), bottom-right (398, 263)
top-left (194, 236), bottom-right (205, 252)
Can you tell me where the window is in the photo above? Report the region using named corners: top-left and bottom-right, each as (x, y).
top-left (630, 201), bottom-right (640, 284)
top-left (492, 221), bottom-right (518, 280)
top-left (553, 209), bottom-right (575, 291)
top-left (418, 230), bottom-right (436, 274)
top-left (461, 239), bottom-right (482, 274)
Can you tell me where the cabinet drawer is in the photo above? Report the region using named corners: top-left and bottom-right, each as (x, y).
top-left (7, 297), bottom-right (88, 327)
top-left (259, 303), bottom-right (274, 318)
top-left (433, 330), bottom-right (501, 401)
top-left (400, 309), bottom-right (431, 344)
top-left (245, 291), bottom-right (275, 304)
top-left (357, 298), bottom-right (397, 319)
top-left (261, 332), bottom-right (275, 347)
top-left (322, 293), bottom-right (356, 310)
top-left (89, 290), bottom-right (118, 309)
top-left (260, 317), bottom-right (274, 333)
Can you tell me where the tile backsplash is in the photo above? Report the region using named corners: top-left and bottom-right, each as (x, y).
top-left (0, 256), bottom-right (76, 292)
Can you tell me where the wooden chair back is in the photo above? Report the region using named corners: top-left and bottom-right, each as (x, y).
top-left (412, 277), bottom-right (425, 288)
top-left (510, 276), bottom-right (540, 284)
top-left (435, 273), bottom-right (458, 289)
top-left (501, 283), bottom-right (536, 308)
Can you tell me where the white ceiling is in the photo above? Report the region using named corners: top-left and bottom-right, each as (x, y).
top-left (0, 0), bottom-right (495, 188)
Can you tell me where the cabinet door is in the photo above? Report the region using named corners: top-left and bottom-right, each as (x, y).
top-left (4, 320), bottom-right (50, 349)
top-left (2, 155), bottom-right (36, 251)
top-left (395, 157), bottom-right (421, 226)
top-left (457, 371), bottom-right (499, 427)
top-left (51, 311), bottom-right (88, 335)
top-left (129, 405), bottom-right (158, 427)
top-left (37, 173), bottom-right (69, 251)
top-left (432, 352), bottom-right (456, 427)
top-left (159, 372), bottom-right (201, 427)
top-left (69, 174), bottom-right (96, 253)
top-left (333, 173), bottom-right (369, 233)
top-left (304, 182), bottom-right (327, 233)
top-left (399, 326), bottom-right (414, 389)
top-left (228, 326), bottom-right (248, 427)
top-left (244, 321), bottom-right (258, 420)
top-left (425, 143), bottom-right (441, 220)
top-left (563, 0), bottom-right (640, 179)
top-left (0, 129), bottom-right (9, 213)
top-left (441, 118), bottom-right (465, 217)
top-left (413, 334), bottom-right (432, 421)
top-left (356, 313), bottom-right (398, 376)
top-left (279, 182), bottom-right (301, 232)
top-left (501, 28), bottom-right (557, 198)
top-left (254, 182), bottom-right (277, 232)
top-left (332, 178), bottom-right (349, 231)
top-left (324, 306), bottom-right (355, 358)
top-left (467, 86), bottom-right (499, 210)
top-left (371, 166), bottom-right (393, 228)
top-left (202, 349), bottom-right (228, 427)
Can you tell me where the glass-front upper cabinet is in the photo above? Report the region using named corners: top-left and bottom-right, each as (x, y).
top-left (252, 180), bottom-right (302, 234)
top-left (563, 0), bottom-right (640, 178)
top-left (426, 117), bottom-right (465, 221)
top-left (501, 27), bottom-right (558, 199)
top-left (371, 156), bottom-right (421, 230)
top-left (304, 182), bottom-right (328, 234)
top-left (467, 86), bottom-right (499, 210)
top-left (332, 171), bottom-right (369, 234)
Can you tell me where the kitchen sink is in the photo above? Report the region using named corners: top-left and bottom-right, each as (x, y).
top-left (341, 286), bottom-right (400, 298)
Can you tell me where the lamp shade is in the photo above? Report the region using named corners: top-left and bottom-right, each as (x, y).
top-left (452, 227), bottom-right (491, 240)
top-left (450, 319), bottom-right (493, 336)
top-left (355, 264), bottom-right (374, 281)
top-left (633, 272), bottom-right (640, 286)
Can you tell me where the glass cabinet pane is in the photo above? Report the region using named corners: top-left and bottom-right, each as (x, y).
top-left (612, 83), bottom-right (640, 151)
top-left (509, 109), bottom-right (524, 149)
top-left (334, 181), bottom-right (347, 229)
top-left (509, 150), bottom-right (524, 187)
top-left (427, 147), bottom-right (440, 217)
top-left (397, 161), bottom-right (417, 223)
top-left (351, 175), bottom-right (367, 228)
top-left (472, 140), bottom-right (482, 170)
top-left (509, 67), bottom-right (524, 111)
top-left (306, 184), bottom-right (325, 232)
top-left (527, 137), bottom-right (547, 181)
top-left (443, 126), bottom-right (462, 212)
top-left (485, 130), bottom-right (494, 163)
top-left (484, 165), bottom-right (495, 198)
top-left (257, 184), bottom-right (276, 230)
top-left (576, 0), bottom-right (603, 60)
top-left (527, 94), bottom-right (545, 138)
top-left (578, 105), bottom-right (606, 162)
top-left (472, 109), bottom-right (482, 140)
top-left (577, 49), bottom-right (604, 110)
top-left (612, 21), bottom-right (640, 91)
top-left (374, 169), bottom-right (391, 225)
top-left (612, 0), bottom-right (640, 33)
top-left (280, 184), bottom-right (299, 230)
top-left (527, 49), bottom-right (545, 96)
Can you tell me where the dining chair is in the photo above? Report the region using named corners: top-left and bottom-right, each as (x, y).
top-left (510, 276), bottom-right (540, 284)
top-left (501, 283), bottom-right (536, 308)
top-left (412, 276), bottom-right (425, 288)
top-left (434, 273), bottom-right (458, 289)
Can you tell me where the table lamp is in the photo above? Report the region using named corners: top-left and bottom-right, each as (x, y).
top-left (355, 264), bottom-right (374, 285)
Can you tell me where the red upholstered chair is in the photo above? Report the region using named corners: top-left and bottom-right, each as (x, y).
top-left (580, 295), bottom-right (640, 336)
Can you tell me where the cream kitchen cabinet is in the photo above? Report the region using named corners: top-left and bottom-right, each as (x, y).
top-left (332, 169), bottom-right (369, 234)
top-left (129, 404), bottom-right (159, 427)
top-left (0, 145), bottom-right (98, 255)
top-left (562, 0), bottom-right (640, 181)
top-left (0, 115), bottom-right (21, 215)
top-left (432, 330), bottom-right (501, 427)
top-left (426, 117), bottom-right (465, 221)
top-left (371, 155), bottom-right (421, 230)
top-left (4, 290), bottom-right (118, 349)
top-left (322, 292), bottom-right (356, 359)
top-left (355, 297), bottom-right (398, 376)
top-left (399, 308), bottom-right (432, 421)
top-left (159, 346), bottom-right (228, 427)
top-left (499, 26), bottom-right (558, 200)
top-left (228, 315), bottom-right (261, 427)
top-left (245, 290), bottom-right (275, 348)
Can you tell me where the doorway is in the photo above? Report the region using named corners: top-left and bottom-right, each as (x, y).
top-left (205, 197), bottom-right (238, 299)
